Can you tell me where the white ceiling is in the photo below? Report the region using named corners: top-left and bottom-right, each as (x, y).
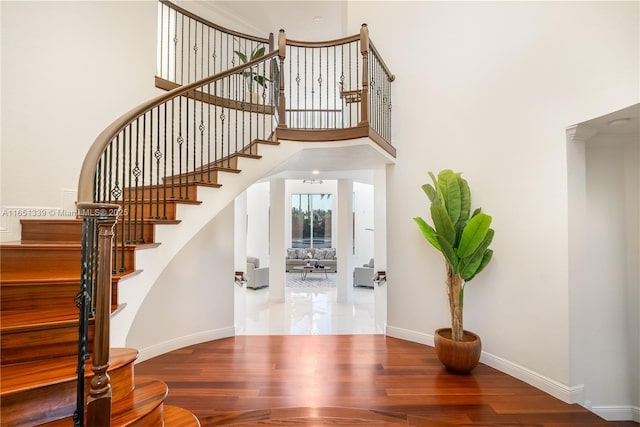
top-left (575, 104), bottom-right (640, 146)
top-left (194, 1), bottom-right (348, 41)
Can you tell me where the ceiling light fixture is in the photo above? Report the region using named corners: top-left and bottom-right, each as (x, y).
top-left (312, 170), bottom-right (320, 175)
top-left (303, 179), bottom-right (323, 184)
top-left (313, 16), bottom-right (323, 24)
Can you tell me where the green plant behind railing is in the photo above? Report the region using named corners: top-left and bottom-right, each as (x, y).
top-left (235, 45), bottom-right (270, 93)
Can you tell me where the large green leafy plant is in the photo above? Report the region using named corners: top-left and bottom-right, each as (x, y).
top-left (234, 45), bottom-right (270, 94)
top-left (414, 170), bottom-right (494, 341)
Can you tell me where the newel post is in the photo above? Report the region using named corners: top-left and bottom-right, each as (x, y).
top-left (277, 29), bottom-right (287, 129)
top-left (359, 23), bottom-right (369, 126)
top-left (78, 203), bottom-right (120, 426)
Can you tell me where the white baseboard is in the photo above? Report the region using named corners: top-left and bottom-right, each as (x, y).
top-left (591, 405), bottom-right (640, 422)
top-left (386, 325), bottom-right (433, 346)
top-left (478, 350), bottom-right (584, 404)
top-left (134, 326), bottom-right (235, 363)
top-left (385, 325), bottom-right (582, 404)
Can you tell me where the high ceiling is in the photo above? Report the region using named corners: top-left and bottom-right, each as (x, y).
top-left (192, 1), bottom-right (348, 41)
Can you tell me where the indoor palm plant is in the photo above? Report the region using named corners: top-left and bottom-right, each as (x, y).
top-left (414, 169), bottom-right (495, 373)
top-left (234, 45), bottom-right (270, 102)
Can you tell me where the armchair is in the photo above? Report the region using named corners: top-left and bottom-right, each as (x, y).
top-left (246, 256), bottom-right (269, 289)
top-left (353, 258), bottom-right (375, 288)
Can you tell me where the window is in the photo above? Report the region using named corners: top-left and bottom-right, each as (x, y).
top-left (291, 194), bottom-right (332, 248)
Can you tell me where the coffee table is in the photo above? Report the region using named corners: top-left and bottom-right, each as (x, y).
top-left (292, 265), bottom-right (328, 280)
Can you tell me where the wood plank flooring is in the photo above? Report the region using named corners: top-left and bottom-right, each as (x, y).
top-left (135, 335), bottom-right (637, 426)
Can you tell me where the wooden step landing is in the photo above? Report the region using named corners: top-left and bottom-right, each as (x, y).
top-left (1, 348), bottom-right (138, 427)
top-left (164, 406), bottom-right (202, 427)
top-left (42, 377), bottom-right (168, 427)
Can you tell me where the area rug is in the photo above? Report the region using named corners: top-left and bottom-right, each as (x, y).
top-left (286, 272), bottom-right (337, 288)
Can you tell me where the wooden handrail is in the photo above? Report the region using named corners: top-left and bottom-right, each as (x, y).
top-left (160, 0), bottom-right (269, 44)
top-left (286, 33), bottom-right (360, 48)
top-left (369, 41), bottom-right (395, 82)
top-left (76, 50), bottom-right (278, 205)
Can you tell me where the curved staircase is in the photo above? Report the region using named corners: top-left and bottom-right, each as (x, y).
top-left (0, 219), bottom-right (200, 426)
top-left (0, 2), bottom-right (395, 425)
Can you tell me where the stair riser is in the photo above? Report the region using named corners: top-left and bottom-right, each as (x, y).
top-left (124, 185), bottom-right (199, 202)
top-left (1, 282), bottom-right (78, 311)
top-left (21, 220), bottom-right (155, 245)
top-left (1, 323), bottom-right (94, 366)
top-left (94, 202), bottom-right (178, 221)
top-left (21, 221), bottom-right (83, 243)
top-left (2, 360), bottom-right (134, 426)
top-left (0, 247), bottom-right (135, 276)
top-left (163, 170), bottom-right (219, 186)
top-left (1, 281), bottom-right (119, 311)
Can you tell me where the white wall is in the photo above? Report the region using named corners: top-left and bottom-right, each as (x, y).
top-left (571, 132), bottom-right (639, 420)
top-left (246, 181), bottom-right (271, 266)
top-left (346, 0), bottom-right (639, 401)
top-left (353, 181), bottom-right (374, 268)
top-left (1, 1), bottom-right (160, 241)
top-left (128, 202), bottom-right (236, 361)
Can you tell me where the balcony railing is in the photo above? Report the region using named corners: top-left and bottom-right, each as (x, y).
top-left (75, 1), bottom-right (393, 424)
top-left (157, 0), bottom-right (395, 152)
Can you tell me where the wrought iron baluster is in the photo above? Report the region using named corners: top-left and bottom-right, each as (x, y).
top-left (185, 93), bottom-right (190, 199)
top-left (178, 97), bottom-right (184, 199)
top-left (152, 105), bottom-right (167, 219)
top-left (119, 133), bottom-right (125, 271)
top-left (74, 218), bottom-right (96, 427)
top-left (162, 103), bottom-right (168, 219)
top-left (141, 114), bottom-right (147, 224)
top-left (133, 118), bottom-right (141, 243)
top-left (207, 82), bottom-right (211, 183)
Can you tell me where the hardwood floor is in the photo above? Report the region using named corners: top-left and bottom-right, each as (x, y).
top-left (135, 335), bottom-right (636, 426)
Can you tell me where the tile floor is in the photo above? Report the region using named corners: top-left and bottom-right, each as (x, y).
top-left (239, 273), bottom-right (376, 335)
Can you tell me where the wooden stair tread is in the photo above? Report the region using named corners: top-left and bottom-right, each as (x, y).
top-left (1, 307), bottom-right (87, 330)
top-left (0, 242), bottom-right (83, 249)
top-left (0, 269), bottom-right (138, 283)
top-left (0, 348), bottom-right (137, 395)
top-left (97, 198), bottom-right (203, 205)
top-left (41, 377), bottom-right (168, 426)
top-left (164, 405), bottom-right (201, 427)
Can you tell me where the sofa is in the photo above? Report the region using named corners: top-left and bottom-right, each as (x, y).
top-left (353, 258), bottom-right (375, 288)
top-left (285, 247), bottom-right (337, 272)
top-left (246, 256), bottom-right (269, 289)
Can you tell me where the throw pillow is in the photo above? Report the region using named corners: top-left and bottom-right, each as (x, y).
top-left (314, 248), bottom-right (328, 259)
top-left (296, 248), bottom-right (308, 259)
top-left (286, 248), bottom-right (298, 259)
top-left (325, 248), bottom-right (336, 259)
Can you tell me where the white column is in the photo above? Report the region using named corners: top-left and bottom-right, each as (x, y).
top-left (373, 167), bottom-right (388, 334)
top-left (337, 178), bottom-right (354, 303)
top-left (233, 192), bottom-right (247, 334)
top-left (269, 177), bottom-right (286, 303)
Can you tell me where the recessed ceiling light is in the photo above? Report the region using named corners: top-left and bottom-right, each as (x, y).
top-left (606, 117), bottom-right (632, 127)
top-left (313, 16), bottom-right (323, 24)
top-left (312, 170), bottom-right (320, 175)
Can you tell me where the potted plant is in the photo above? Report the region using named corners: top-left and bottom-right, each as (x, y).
top-left (413, 169), bottom-right (495, 374)
top-left (234, 44), bottom-right (270, 104)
